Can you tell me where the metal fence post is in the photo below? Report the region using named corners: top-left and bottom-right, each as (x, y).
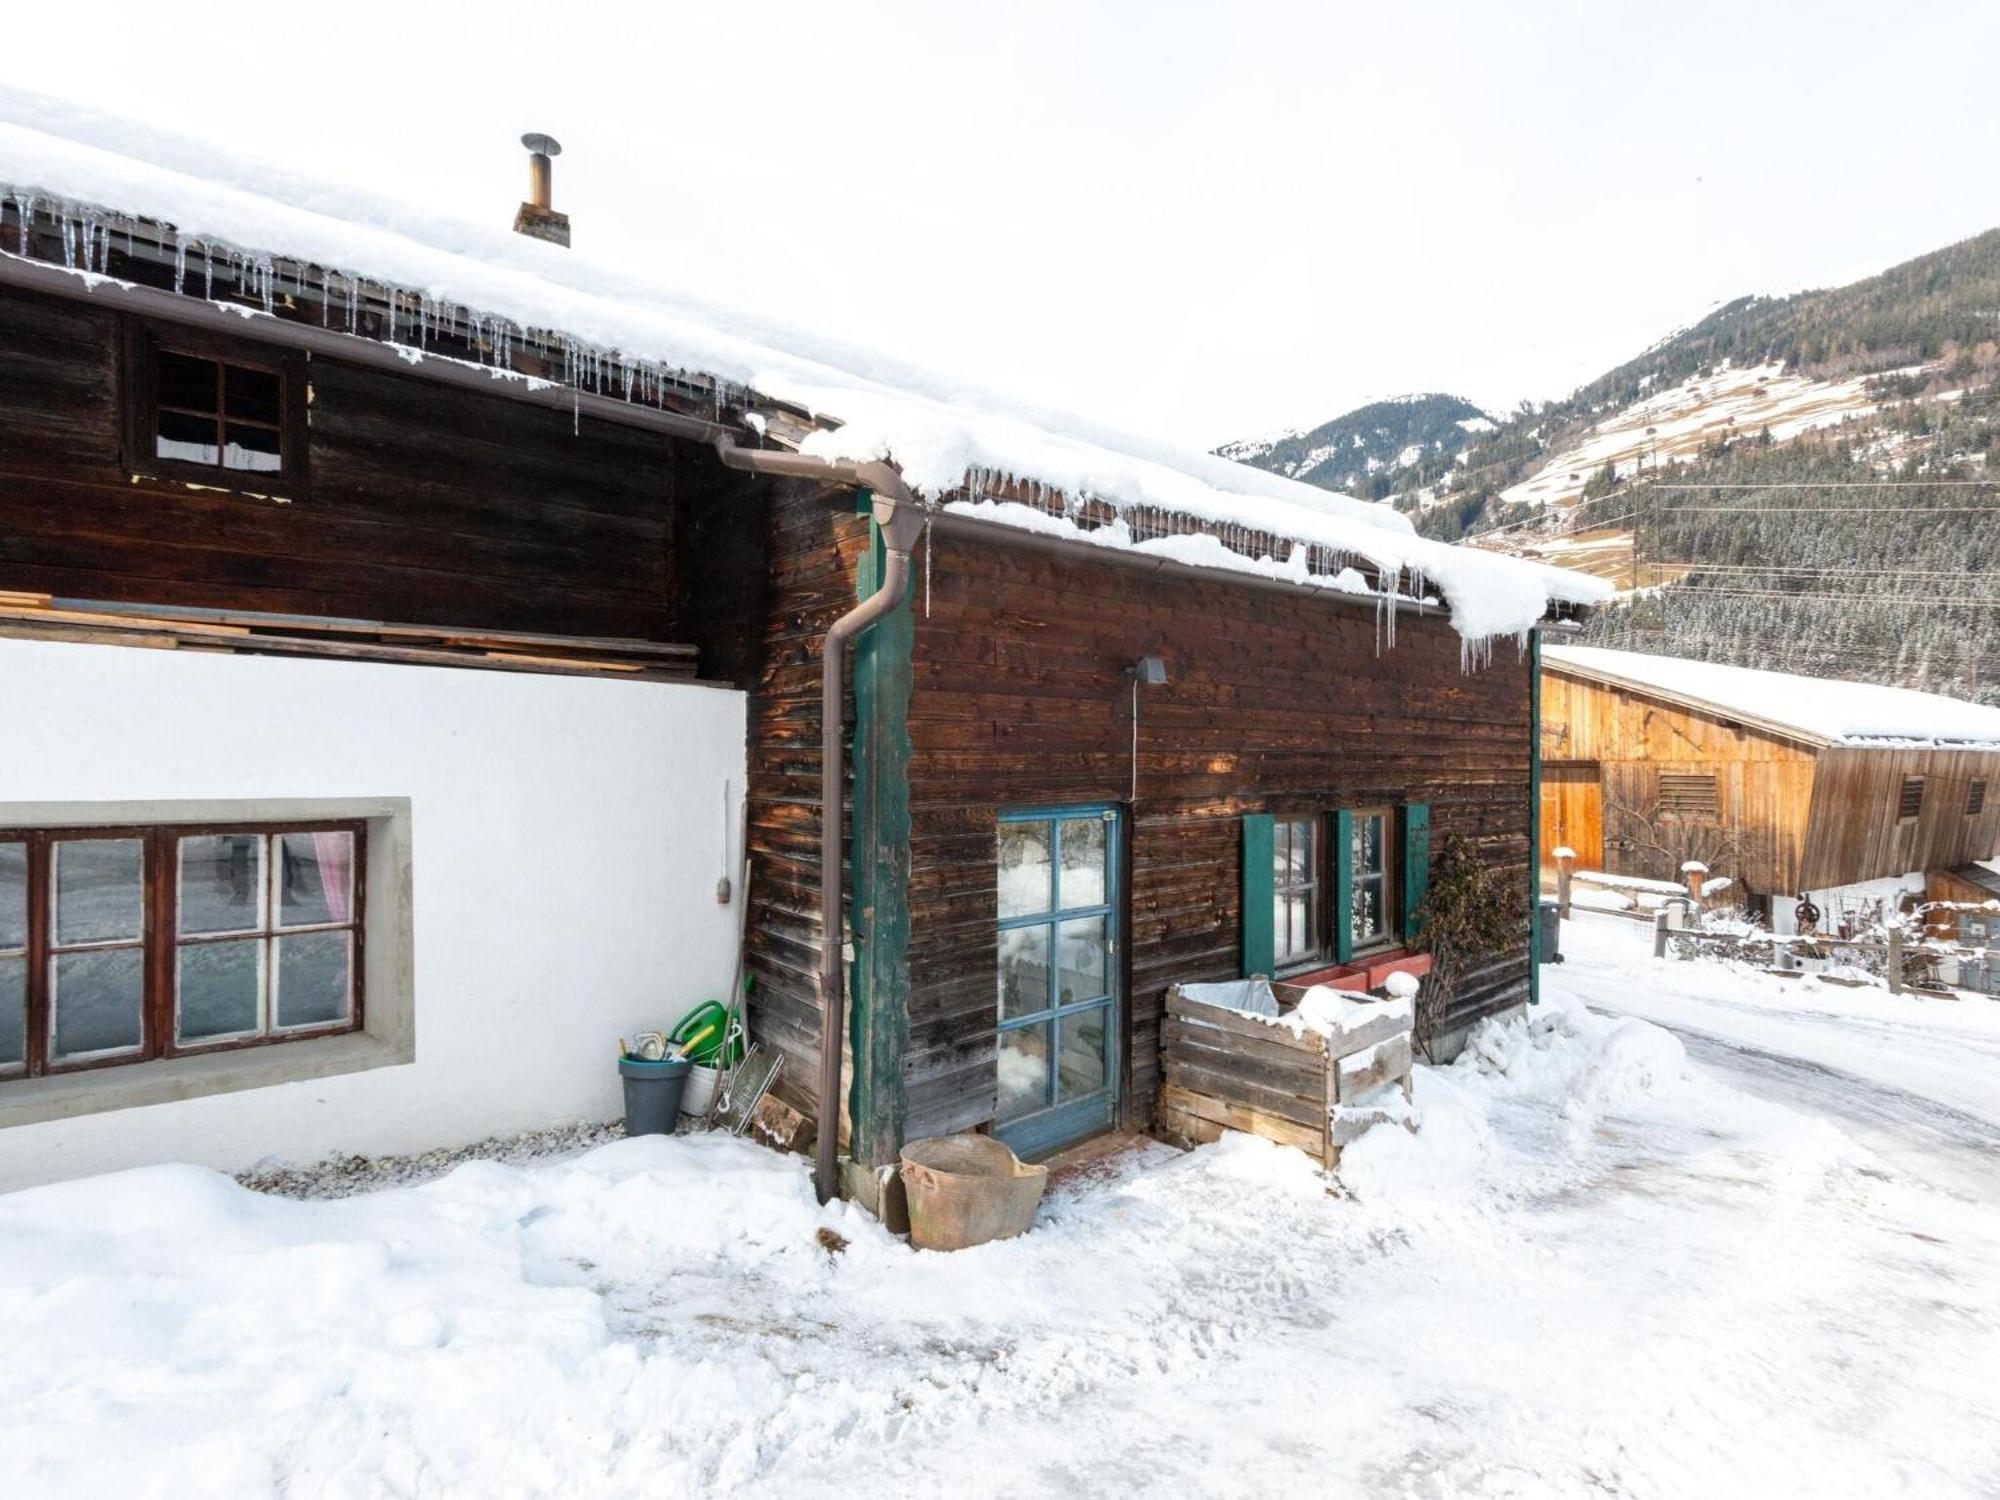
top-left (1654, 909), bottom-right (1669, 959)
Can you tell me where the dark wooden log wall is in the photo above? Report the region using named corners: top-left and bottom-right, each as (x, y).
top-left (906, 526), bottom-right (1537, 1139)
top-left (0, 287), bottom-right (682, 639)
top-left (673, 471), bottom-right (871, 1120)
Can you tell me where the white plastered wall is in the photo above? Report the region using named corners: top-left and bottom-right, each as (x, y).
top-left (0, 637), bottom-right (746, 1192)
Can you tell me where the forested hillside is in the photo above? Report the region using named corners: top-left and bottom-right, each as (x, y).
top-left (1217, 393), bottom-right (1492, 501)
top-left (1221, 228), bottom-right (2000, 705)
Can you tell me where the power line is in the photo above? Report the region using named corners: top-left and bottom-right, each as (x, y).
top-left (1643, 586), bottom-right (2000, 608)
top-left (1648, 479), bottom-right (2000, 489)
top-left (1653, 561), bottom-right (1998, 579)
top-left (1658, 504), bottom-right (2000, 514)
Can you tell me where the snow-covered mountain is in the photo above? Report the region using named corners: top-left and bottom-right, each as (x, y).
top-left (1217, 393), bottom-right (1493, 503)
top-left (1221, 227), bottom-right (2000, 705)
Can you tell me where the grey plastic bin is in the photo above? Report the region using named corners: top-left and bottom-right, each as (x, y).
top-left (619, 1056), bottom-right (691, 1135)
top-left (1538, 901), bottom-right (1564, 964)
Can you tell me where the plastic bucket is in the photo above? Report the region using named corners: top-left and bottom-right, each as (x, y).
top-left (619, 1056), bottom-right (691, 1136)
top-left (680, 1063), bottom-right (720, 1119)
top-left (899, 1135), bottom-right (1049, 1251)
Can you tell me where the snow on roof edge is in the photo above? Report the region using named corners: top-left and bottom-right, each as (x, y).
top-left (0, 86), bottom-right (1609, 645)
top-left (1544, 644), bottom-right (2000, 749)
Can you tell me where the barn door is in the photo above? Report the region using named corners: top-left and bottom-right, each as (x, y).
top-left (994, 806), bottom-right (1121, 1159)
top-left (1541, 762), bottom-right (1603, 873)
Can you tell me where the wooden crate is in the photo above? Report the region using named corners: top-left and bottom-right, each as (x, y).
top-left (1154, 983), bottom-right (1414, 1169)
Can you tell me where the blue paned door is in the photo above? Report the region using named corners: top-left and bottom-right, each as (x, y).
top-left (994, 806), bottom-right (1120, 1158)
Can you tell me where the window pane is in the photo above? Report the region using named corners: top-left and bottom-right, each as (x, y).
top-left (275, 931), bottom-right (350, 1028)
top-left (279, 833), bottom-right (353, 927)
top-left (1283, 820), bottom-right (1313, 880)
top-left (1352, 876), bottom-right (1384, 945)
top-left (997, 821), bottom-right (1053, 918)
top-left (1280, 894), bottom-right (1313, 960)
top-left (0, 955), bottom-right (23, 1068)
top-left (1057, 1007), bottom-right (1108, 1101)
top-left (157, 350), bottom-right (219, 412)
top-left (156, 407), bottom-right (219, 466)
top-left (996, 1022), bottom-right (1051, 1121)
top-left (222, 424), bottom-right (283, 472)
top-left (179, 834), bottom-right (265, 935)
top-left (55, 839), bottom-right (143, 945)
top-left (1055, 916), bottom-right (1107, 1004)
top-left (224, 364), bottom-right (281, 423)
top-left (1057, 817), bottom-right (1107, 909)
top-left (52, 947), bottom-right (144, 1057)
top-left (998, 923), bottom-right (1050, 1021)
top-left (178, 938), bottom-right (263, 1041)
top-left (0, 841), bottom-right (24, 952)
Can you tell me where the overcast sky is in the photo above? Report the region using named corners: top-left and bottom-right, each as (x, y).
top-left (8, 2), bottom-right (1999, 448)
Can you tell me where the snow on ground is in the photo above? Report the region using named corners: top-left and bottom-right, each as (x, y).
top-left (1555, 910), bottom-right (2000, 1130)
top-left (7, 979), bottom-right (2000, 1497)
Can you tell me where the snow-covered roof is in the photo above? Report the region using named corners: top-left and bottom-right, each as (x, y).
top-left (0, 88), bottom-right (1607, 648)
top-left (1544, 645), bottom-right (2000, 750)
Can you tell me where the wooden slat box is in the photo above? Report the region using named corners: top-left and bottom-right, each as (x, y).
top-left (1155, 979), bottom-right (1415, 1169)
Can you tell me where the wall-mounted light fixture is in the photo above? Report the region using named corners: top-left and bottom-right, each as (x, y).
top-left (1126, 654), bottom-right (1169, 803)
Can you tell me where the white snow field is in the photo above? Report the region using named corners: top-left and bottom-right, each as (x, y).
top-left (4, 971), bottom-right (1999, 1496)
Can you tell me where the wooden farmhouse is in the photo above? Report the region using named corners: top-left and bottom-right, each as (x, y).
top-left (1540, 645), bottom-right (2000, 926)
top-left (0, 115), bottom-right (1602, 1201)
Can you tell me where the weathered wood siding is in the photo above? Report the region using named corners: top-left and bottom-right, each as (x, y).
top-left (1541, 665), bottom-right (2000, 893)
top-left (1540, 667), bottom-right (1819, 894)
top-left (906, 525), bottom-right (1536, 1138)
top-left (0, 288), bottom-right (681, 639)
top-left (673, 473), bottom-right (870, 1120)
top-left (1800, 746), bottom-right (2000, 889)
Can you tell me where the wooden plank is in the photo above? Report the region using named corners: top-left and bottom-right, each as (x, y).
top-left (1337, 1033), bottom-right (1414, 1102)
top-left (1156, 1083), bottom-right (1325, 1161)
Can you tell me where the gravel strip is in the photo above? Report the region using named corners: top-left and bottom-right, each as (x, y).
top-left (236, 1119), bottom-right (625, 1199)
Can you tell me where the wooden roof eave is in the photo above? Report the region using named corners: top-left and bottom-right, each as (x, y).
top-left (1541, 657), bottom-right (1835, 753)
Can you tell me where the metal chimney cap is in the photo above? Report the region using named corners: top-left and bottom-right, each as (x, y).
top-left (520, 132), bottom-right (563, 157)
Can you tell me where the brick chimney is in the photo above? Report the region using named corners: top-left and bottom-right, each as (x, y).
top-left (513, 133), bottom-right (571, 247)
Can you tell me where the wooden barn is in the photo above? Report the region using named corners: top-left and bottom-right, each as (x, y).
top-left (0, 117), bottom-right (1602, 1200)
top-left (1540, 646), bottom-right (2000, 924)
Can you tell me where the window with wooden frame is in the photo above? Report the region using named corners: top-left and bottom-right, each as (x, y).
top-left (1659, 772), bottom-right (1719, 819)
top-left (1969, 779), bottom-right (1988, 818)
top-left (0, 822), bottom-right (362, 1081)
top-left (1897, 776), bottom-right (1925, 822)
top-left (1272, 818), bottom-right (1320, 968)
top-left (123, 323), bottom-right (307, 489)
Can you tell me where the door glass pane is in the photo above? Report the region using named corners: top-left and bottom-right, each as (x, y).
top-left (178, 939), bottom-right (263, 1041)
top-left (998, 924), bottom-right (1051, 1021)
top-left (1055, 916), bottom-right (1107, 1004)
top-left (1057, 817), bottom-right (1106, 909)
top-left (0, 956), bottom-right (23, 1068)
top-left (279, 832), bottom-right (353, 927)
top-left (180, 835), bottom-right (265, 935)
top-left (52, 947), bottom-right (144, 1056)
top-left (997, 821), bottom-right (1053, 918)
top-left (55, 839), bottom-right (143, 945)
top-left (0, 841), bottom-right (24, 951)
top-left (1057, 1008), bottom-right (1108, 1101)
top-left (997, 1023), bottom-right (1051, 1121)
top-left (276, 931), bottom-right (350, 1028)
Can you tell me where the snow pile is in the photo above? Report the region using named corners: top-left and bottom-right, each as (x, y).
top-left (1547, 643), bottom-right (2000, 748)
top-left (0, 86), bottom-right (1607, 648)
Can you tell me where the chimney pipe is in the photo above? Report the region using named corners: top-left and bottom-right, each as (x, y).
top-left (513, 133), bottom-right (571, 247)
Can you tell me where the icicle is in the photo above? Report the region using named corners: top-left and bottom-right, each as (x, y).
top-left (203, 246), bottom-right (214, 300)
top-left (174, 235), bottom-right (189, 294)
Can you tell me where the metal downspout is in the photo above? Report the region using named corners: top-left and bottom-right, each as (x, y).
top-left (714, 437), bottom-right (923, 1204)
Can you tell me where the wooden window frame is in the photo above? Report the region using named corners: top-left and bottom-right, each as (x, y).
top-left (1346, 806), bottom-right (1399, 955)
top-left (1272, 817), bottom-right (1322, 971)
top-left (120, 319), bottom-right (310, 494)
top-left (0, 820), bottom-right (364, 1082)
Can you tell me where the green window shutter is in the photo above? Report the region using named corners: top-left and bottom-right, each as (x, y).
top-left (1332, 808), bottom-right (1355, 965)
top-left (1240, 814), bottom-right (1274, 976)
top-left (1401, 802), bottom-right (1431, 942)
